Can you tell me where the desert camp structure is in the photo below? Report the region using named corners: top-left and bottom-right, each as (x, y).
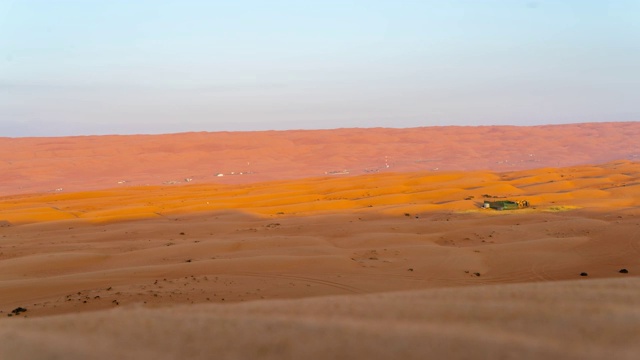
top-left (483, 200), bottom-right (530, 211)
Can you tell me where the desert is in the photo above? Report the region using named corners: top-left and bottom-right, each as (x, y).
top-left (2, 121), bottom-right (639, 196)
top-left (1, 123), bottom-right (640, 359)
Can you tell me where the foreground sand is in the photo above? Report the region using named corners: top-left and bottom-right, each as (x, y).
top-left (2, 277), bottom-right (639, 360)
top-left (1, 160), bottom-right (639, 358)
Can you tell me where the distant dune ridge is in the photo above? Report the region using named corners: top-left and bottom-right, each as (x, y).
top-left (1, 122), bottom-right (640, 359)
top-left (1, 122), bottom-right (639, 196)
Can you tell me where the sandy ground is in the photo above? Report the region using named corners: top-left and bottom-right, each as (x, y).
top-left (1, 124), bottom-right (640, 358)
top-left (2, 277), bottom-right (640, 360)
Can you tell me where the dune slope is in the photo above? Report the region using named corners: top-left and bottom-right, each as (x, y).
top-left (1, 277), bottom-right (639, 360)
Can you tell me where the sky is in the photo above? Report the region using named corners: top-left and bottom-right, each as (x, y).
top-left (1, 0), bottom-right (639, 136)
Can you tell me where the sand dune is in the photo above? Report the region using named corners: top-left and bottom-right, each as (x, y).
top-left (2, 122), bottom-right (640, 196)
top-left (1, 160), bottom-right (638, 318)
top-left (2, 278), bottom-right (639, 359)
top-left (1, 160), bottom-right (639, 225)
top-left (1, 124), bottom-right (640, 358)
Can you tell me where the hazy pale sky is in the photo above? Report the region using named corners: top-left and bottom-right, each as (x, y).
top-left (1, 0), bottom-right (639, 136)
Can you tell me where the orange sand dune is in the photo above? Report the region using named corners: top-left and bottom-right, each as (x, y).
top-left (1, 122), bottom-right (640, 196)
top-left (1, 161), bottom-right (639, 319)
top-left (1, 160), bottom-right (638, 225)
